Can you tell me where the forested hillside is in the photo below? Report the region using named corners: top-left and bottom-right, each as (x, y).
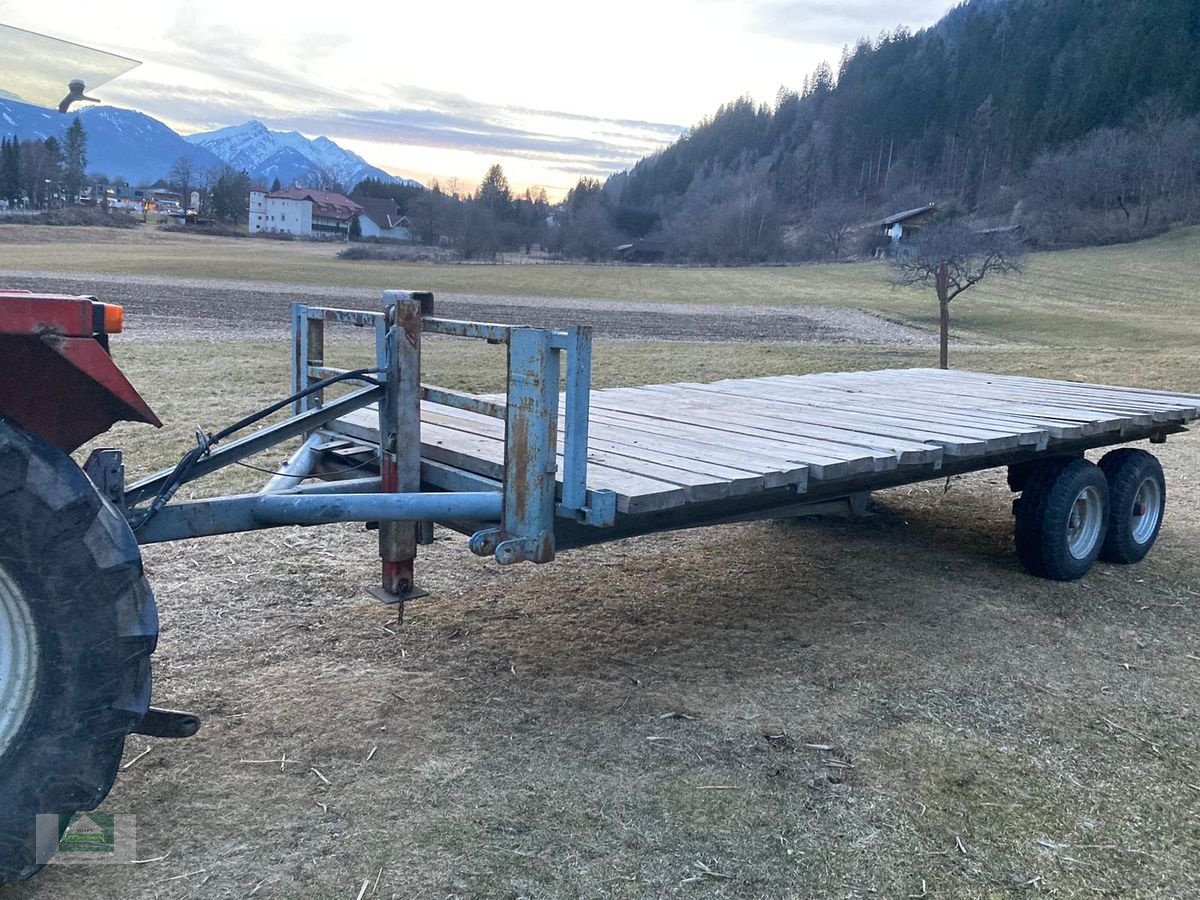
top-left (593, 0), bottom-right (1200, 261)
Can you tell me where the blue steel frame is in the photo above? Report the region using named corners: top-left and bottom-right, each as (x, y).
top-left (127, 292), bottom-right (617, 586)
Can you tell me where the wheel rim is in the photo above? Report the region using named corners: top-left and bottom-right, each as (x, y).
top-left (0, 562), bottom-right (39, 758)
top-left (1067, 485), bottom-right (1104, 560)
top-left (1130, 477), bottom-right (1163, 545)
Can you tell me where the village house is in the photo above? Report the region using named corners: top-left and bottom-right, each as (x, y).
top-left (109, 185), bottom-right (182, 213)
top-left (356, 197), bottom-right (415, 241)
top-left (248, 187), bottom-right (363, 239)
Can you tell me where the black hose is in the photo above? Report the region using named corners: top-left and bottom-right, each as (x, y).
top-left (132, 367), bottom-right (383, 529)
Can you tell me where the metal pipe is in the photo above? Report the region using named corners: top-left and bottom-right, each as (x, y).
top-left (254, 492), bottom-right (500, 525)
top-left (260, 434), bottom-right (324, 493)
top-left (135, 491), bottom-right (502, 544)
top-left (279, 476), bottom-right (381, 496)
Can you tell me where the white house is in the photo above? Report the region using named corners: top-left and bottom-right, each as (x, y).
top-left (357, 197), bottom-right (415, 241)
top-left (248, 187), bottom-right (362, 238)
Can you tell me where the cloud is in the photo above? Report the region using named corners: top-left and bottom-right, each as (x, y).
top-left (746, 0), bottom-right (953, 45)
top-left (102, 32), bottom-right (685, 184)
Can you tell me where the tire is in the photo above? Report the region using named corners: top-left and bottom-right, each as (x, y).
top-left (0, 420), bottom-right (158, 884)
top-left (1098, 449), bottom-right (1166, 564)
top-left (1014, 458), bottom-right (1109, 581)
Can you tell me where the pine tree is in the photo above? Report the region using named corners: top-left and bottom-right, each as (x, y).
top-left (63, 117), bottom-right (87, 202)
top-left (0, 136), bottom-right (21, 206)
top-left (477, 165), bottom-right (512, 219)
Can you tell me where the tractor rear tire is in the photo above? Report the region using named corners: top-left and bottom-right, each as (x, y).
top-left (0, 420), bottom-right (158, 884)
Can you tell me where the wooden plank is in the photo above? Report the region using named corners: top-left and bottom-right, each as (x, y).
top-left (714, 378), bottom-right (1059, 444)
top-left (337, 407), bottom-right (692, 514)
top-left (340, 402), bottom-right (815, 495)
top-left (866, 371), bottom-right (1172, 425)
top-left (658, 380), bottom-right (1033, 451)
top-left (583, 429), bottom-right (804, 489)
top-left (420, 404), bottom-right (766, 495)
top-left (911, 369), bottom-right (1200, 411)
top-left (427, 399), bottom-right (804, 490)
top-left (896, 371), bottom-right (1184, 421)
top-left (763, 373), bottom-right (1109, 436)
top-left (583, 407), bottom-right (873, 481)
top-left (633, 383), bottom-right (998, 456)
top-left (911, 370), bottom-right (1200, 418)
top-left (420, 406), bottom-right (759, 501)
top-left (789, 372), bottom-right (1153, 431)
top-left (491, 382), bottom-right (933, 472)
top-left (590, 387), bottom-right (945, 465)
top-left (745, 376), bottom-right (1086, 440)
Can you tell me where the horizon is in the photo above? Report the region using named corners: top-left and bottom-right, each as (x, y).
top-left (0, 1), bottom-right (952, 197)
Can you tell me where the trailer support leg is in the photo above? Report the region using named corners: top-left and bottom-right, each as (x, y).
top-left (374, 291), bottom-right (432, 618)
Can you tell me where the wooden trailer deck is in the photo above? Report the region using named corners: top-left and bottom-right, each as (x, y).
top-left (331, 368), bottom-right (1200, 518)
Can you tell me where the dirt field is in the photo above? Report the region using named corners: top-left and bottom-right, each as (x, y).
top-left (0, 270), bottom-right (934, 345)
top-left (3, 227), bottom-right (1200, 899)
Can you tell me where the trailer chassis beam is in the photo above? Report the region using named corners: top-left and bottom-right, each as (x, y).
top-left (133, 490), bottom-right (502, 544)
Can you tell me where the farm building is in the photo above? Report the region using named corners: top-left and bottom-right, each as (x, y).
top-left (248, 187), bottom-right (363, 239)
top-left (874, 203), bottom-right (938, 257)
top-left (615, 238), bottom-right (667, 262)
top-left (356, 197), bottom-right (415, 241)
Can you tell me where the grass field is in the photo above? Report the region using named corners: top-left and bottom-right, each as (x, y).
top-left (3, 226), bottom-right (1200, 899)
top-left (3, 223), bottom-right (1200, 351)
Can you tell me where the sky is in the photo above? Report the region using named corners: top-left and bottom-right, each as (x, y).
top-left (0, 1), bottom-right (952, 196)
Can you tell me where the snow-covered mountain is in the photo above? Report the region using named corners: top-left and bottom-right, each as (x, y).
top-left (0, 98), bottom-right (221, 184)
top-left (0, 100), bottom-right (416, 190)
top-left (186, 120), bottom-right (420, 190)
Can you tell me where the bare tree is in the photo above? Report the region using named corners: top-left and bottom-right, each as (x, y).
top-left (892, 221), bottom-right (1024, 369)
top-left (302, 167), bottom-right (343, 193)
top-left (168, 155), bottom-right (194, 211)
top-left (808, 201), bottom-right (860, 258)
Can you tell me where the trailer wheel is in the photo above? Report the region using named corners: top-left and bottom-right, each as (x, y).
top-left (1014, 458), bottom-right (1109, 581)
top-left (0, 421), bottom-right (158, 884)
top-left (1098, 449), bottom-right (1166, 564)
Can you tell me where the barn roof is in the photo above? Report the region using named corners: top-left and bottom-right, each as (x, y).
top-left (875, 203), bottom-right (937, 228)
top-left (357, 197), bottom-right (410, 230)
top-left (268, 187), bottom-right (363, 221)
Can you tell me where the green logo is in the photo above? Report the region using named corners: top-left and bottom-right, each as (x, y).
top-left (59, 814), bottom-right (117, 854)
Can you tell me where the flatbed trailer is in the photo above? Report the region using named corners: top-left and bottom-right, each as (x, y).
top-left (129, 291), bottom-right (1198, 589)
top-left (3, 288), bottom-right (1199, 882)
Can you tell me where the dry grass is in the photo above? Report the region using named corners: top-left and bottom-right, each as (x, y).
top-left (5, 229), bottom-right (1200, 899)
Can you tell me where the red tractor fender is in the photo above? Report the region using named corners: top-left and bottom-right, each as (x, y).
top-left (0, 291), bottom-right (161, 452)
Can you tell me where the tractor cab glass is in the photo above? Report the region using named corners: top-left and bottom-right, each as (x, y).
top-left (0, 23), bottom-right (138, 110)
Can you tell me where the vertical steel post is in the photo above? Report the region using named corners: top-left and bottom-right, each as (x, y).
top-left (290, 303), bottom-right (307, 417)
top-left (377, 291), bottom-right (427, 604)
top-left (560, 324), bottom-right (592, 513)
top-left (500, 328), bottom-right (560, 564)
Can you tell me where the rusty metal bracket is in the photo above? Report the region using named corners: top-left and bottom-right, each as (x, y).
top-left (494, 536), bottom-right (552, 566)
top-left (83, 448), bottom-right (126, 509)
top-left (557, 489), bottom-right (618, 528)
top-left (468, 527), bottom-right (502, 557)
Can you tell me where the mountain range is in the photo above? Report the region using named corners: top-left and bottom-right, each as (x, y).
top-left (0, 97), bottom-right (415, 190)
top-left (186, 121), bottom-right (421, 190)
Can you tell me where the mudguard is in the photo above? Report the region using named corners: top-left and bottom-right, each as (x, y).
top-left (0, 291), bottom-right (160, 452)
